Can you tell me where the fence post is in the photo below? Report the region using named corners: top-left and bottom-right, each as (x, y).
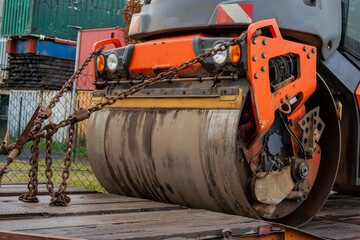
top-left (70, 26), bottom-right (82, 161)
top-left (73, 100), bottom-right (80, 163)
top-left (17, 96), bottom-right (23, 139)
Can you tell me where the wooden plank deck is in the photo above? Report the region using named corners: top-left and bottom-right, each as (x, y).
top-left (0, 183), bottom-right (359, 239)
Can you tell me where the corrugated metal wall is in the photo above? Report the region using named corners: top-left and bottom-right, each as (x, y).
top-left (41, 90), bottom-right (72, 142)
top-left (2, 0), bottom-right (126, 41)
top-left (1, 0), bottom-right (32, 37)
top-left (8, 90), bottom-right (72, 142)
top-left (7, 90), bottom-right (40, 138)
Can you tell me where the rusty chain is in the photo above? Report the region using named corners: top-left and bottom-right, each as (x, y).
top-left (17, 46), bottom-right (105, 203)
top-left (45, 129), bottom-right (54, 196)
top-left (0, 131), bottom-right (10, 187)
top-left (18, 133), bottom-right (41, 202)
top-left (49, 30), bottom-right (252, 134)
top-left (50, 123), bottom-right (75, 206)
top-left (1, 29), bottom-right (258, 205)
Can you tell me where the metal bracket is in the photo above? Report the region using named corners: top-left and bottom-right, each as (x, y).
top-left (218, 91), bottom-right (238, 101)
top-left (297, 106), bottom-right (325, 158)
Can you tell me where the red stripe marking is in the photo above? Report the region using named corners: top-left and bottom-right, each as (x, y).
top-left (216, 5), bottom-right (235, 24)
top-left (130, 16), bottom-right (141, 34)
top-left (238, 3), bottom-right (253, 19)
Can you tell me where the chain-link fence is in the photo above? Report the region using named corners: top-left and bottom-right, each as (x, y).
top-left (0, 54), bottom-right (104, 192)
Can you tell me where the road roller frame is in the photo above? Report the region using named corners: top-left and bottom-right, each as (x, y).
top-left (87, 0), bottom-right (360, 228)
top-left (93, 19), bottom-right (318, 146)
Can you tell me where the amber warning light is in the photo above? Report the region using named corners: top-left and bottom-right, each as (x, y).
top-left (97, 55), bottom-right (105, 72)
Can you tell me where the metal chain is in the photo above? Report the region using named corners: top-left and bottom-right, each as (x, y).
top-left (18, 127), bottom-right (41, 203)
top-left (18, 46), bottom-right (105, 202)
top-left (0, 165), bottom-right (9, 187)
top-left (0, 131), bottom-right (11, 187)
top-left (47, 46), bottom-right (106, 110)
top-left (48, 30), bottom-right (252, 134)
top-left (45, 127), bottom-right (55, 195)
top-left (50, 123), bottom-right (76, 206)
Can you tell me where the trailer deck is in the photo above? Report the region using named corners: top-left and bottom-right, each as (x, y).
top-left (0, 183), bottom-right (359, 240)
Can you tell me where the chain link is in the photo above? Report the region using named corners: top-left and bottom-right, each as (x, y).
top-left (0, 165), bottom-right (9, 187)
top-left (18, 46), bottom-right (105, 203)
top-left (50, 31), bottom-right (251, 133)
top-left (45, 129), bottom-right (54, 195)
top-left (50, 123), bottom-right (75, 206)
top-left (18, 131), bottom-right (41, 203)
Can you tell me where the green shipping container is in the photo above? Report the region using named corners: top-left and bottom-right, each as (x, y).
top-left (1, 0), bottom-right (126, 41)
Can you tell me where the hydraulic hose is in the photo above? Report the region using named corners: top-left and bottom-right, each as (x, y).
top-left (278, 111), bottom-right (305, 157)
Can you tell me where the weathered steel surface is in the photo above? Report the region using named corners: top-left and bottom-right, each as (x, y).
top-left (87, 108), bottom-right (258, 219)
top-left (0, 184), bottom-right (284, 240)
top-left (0, 231), bottom-right (85, 240)
top-left (1, 184), bottom-right (359, 239)
top-left (0, 202), bottom-right (42, 216)
top-left (300, 194), bottom-right (360, 240)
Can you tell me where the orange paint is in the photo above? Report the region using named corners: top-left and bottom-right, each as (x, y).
top-left (356, 83), bottom-right (360, 113)
top-left (246, 19), bottom-right (317, 145)
top-left (129, 34), bottom-right (206, 78)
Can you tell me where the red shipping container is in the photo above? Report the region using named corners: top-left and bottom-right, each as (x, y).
top-left (77, 27), bottom-right (125, 90)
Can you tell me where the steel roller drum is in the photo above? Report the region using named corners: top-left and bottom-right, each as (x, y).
top-left (87, 108), bottom-right (257, 218)
top-left (86, 78), bottom-right (340, 226)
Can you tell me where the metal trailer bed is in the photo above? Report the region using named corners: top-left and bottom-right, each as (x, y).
top-left (0, 183), bottom-right (359, 240)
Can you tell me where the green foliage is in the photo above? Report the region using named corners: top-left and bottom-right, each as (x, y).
top-left (2, 159), bottom-right (105, 193)
top-left (8, 136), bottom-right (88, 158)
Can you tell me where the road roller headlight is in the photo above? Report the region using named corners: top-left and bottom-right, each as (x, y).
top-left (107, 53), bottom-right (119, 72)
top-left (96, 55), bottom-right (105, 72)
top-left (212, 44), bottom-right (228, 65)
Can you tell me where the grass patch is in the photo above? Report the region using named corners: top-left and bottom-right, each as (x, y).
top-left (2, 159), bottom-right (105, 193)
top-left (8, 137), bottom-right (88, 158)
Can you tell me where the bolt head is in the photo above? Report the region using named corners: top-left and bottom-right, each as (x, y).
top-left (261, 66), bottom-right (266, 72)
top-left (254, 73), bottom-right (260, 79)
top-left (252, 56), bottom-right (258, 61)
top-left (262, 53), bottom-right (267, 58)
top-left (303, 46), bottom-right (308, 51)
top-left (286, 94), bottom-right (291, 100)
top-left (299, 162), bottom-right (309, 179)
top-left (281, 98), bottom-right (286, 104)
top-left (312, 48), bottom-right (316, 53)
top-left (263, 39), bottom-right (268, 45)
top-left (307, 54), bottom-right (312, 59)
top-left (252, 39), bottom-right (258, 44)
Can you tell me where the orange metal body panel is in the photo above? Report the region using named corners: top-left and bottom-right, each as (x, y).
top-left (92, 38), bottom-right (122, 51)
top-left (246, 19), bottom-right (317, 145)
top-left (129, 34), bottom-right (205, 78)
top-left (356, 83), bottom-right (360, 112)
